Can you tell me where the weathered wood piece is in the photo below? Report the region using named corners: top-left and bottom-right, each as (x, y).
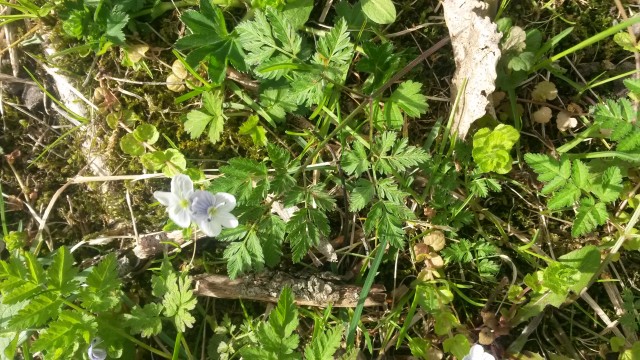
top-left (194, 271), bottom-right (387, 308)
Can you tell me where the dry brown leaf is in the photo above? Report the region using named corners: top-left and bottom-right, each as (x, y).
top-left (166, 74), bottom-right (185, 92)
top-left (532, 81), bottom-right (558, 101)
top-left (532, 106), bottom-right (552, 124)
top-left (423, 230), bottom-right (446, 252)
top-left (171, 60), bottom-right (188, 79)
top-left (557, 111), bottom-right (578, 131)
top-left (443, 0), bottom-right (502, 139)
top-left (124, 44), bottom-right (149, 63)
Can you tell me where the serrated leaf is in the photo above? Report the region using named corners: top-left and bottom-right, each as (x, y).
top-left (31, 310), bottom-right (95, 359)
top-left (224, 241), bottom-right (254, 279)
top-left (508, 51), bottom-right (535, 71)
top-left (547, 183), bottom-right (580, 210)
top-left (524, 153), bottom-right (571, 194)
top-left (571, 159), bottom-right (590, 191)
top-left (79, 253), bottom-right (122, 312)
top-left (8, 293), bottom-right (61, 330)
top-left (304, 327), bottom-right (342, 360)
top-left (47, 246), bottom-right (79, 296)
top-left (125, 303), bottom-right (163, 338)
top-left (341, 141), bottom-right (370, 176)
top-left (388, 81), bottom-right (429, 117)
top-left (572, 198), bottom-right (608, 237)
top-left (349, 179), bottom-right (375, 212)
top-left (364, 201), bottom-right (411, 248)
top-left (374, 133), bottom-right (430, 174)
top-left (286, 208), bottom-right (329, 262)
top-left (162, 273), bottom-right (197, 332)
top-left (315, 18), bottom-right (352, 67)
top-left (591, 166), bottom-right (623, 203)
top-left (105, 12), bottom-right (128, 44)
top-left (239, 115), bottom-right (267, 147)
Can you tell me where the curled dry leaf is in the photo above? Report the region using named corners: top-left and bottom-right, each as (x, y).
top-left (557, 111), bottom-right (578, 131)
top-left (532, 106), bottom-right (552, 124)
top-left (423, 230), bottom-right (446, 251)
top-left (532, 81), bottom-right (558, 101)
top-left (491, 91), bottom-right (506, 104)
top-left (443, 0), bottom-right (502, 139)
top-left (171, 60), bottom-right (188, 79)
top-left (166, 74), bottom-right (185, 92)
top-left (124, 44), bottom-right (149, 63)
top-left (567, 102), bottom-right (583, 114)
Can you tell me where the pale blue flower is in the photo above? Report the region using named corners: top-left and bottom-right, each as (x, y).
top-left (88, 338), bottom-right (107, 360)
top-left (153, 174), bottom-right (194, 228)
top-left (463, 344), bottom-right (495, 360)
top-left (189, 191), bottom-right (238, 236)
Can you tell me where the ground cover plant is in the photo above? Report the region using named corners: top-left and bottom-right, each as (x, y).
top-left (1, 0), bottom-right (640, 359)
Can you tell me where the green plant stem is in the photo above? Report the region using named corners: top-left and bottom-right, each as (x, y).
top-left (132, 0), bottom-right (199, 18)
top-left (346, 235), bottom-right (388, 346)
top-left (563, 151), bottom-right (640, 163)
top-left (537, 16), bottom-right (640, 70)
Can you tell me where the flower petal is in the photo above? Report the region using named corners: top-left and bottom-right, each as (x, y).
top-left (190, 190), bottom-right (215, 217)
top-left (171, 174), bottom-right (194, 199)
top-left (213, 192), bottom-right (237, 212)
top-left (215, 212), bottom-right (238, 229)
top-left (196, 218), bottom-right (222, 237)
top-left (169, 206), bottom-right (192, 228)
top-left (154, 191), bottom-right (177, 207)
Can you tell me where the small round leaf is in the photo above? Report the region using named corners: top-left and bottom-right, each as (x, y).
top-left (120, 133), bottom-right (145, 156)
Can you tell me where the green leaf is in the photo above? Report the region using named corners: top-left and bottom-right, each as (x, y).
top-left (105, 12), bottom-right (128, 44)
top-left (547, 183), bottom-right (580, 210)
top-left (242, 287), bottom-right (300, 359)
top-left (364, 201), bottom-right (411, 248)
top-left (119, 133), bottom-right (145, 156)
top-left (315, 18), bottom-right (352, 67)
top-left (224, 241), bottom-right (254, 279)
top-left (160, 149), bottom-right (187, 177)
top-left (341, 141), bottom-right (370, 176)
top-left (373, 132), bottom-right (430, 175)
top-left (211, 157), bottom-right (269, 203)
top-left (239, 115), bottom-right (267, 147)
top-left (349, 179), bottom-right (375, 212)
top-left (133, 123), bottom-right (159, 144)
top-left (375, 178), bottom-right (407, 203)
top-left (388, 81), bottom-right (429, 117)
top-left (507, 51), bottom-right (535, 71)
top-left (162, 273), bottom-right (197, 332)
top-left (47, 246), bottom-right (79, 296)
top-left (361, 0), bottom-right (396, 24)
top-left (31, 310), bottom-right (96, 360)
top-left (571, 159), bottom-right (590, 191)
top-left (591, 166), bottom-right (623, 203)
top-left (286, 208), bottom-right (330, 262)
top-left (304, 327), bottom-right (342, 360)
top-left (524, 153), bottom-right (571, 194)
top-left (184, 91), bottom-right (225, 144)
top-left (514, 246), bottom-right (600, 325)
top-left (8, 293), bottom-right (61, 330)
top-left (472, 125), bottom-right (520, 174)
top-left (442, 334), bottom-right (470, 360)
top-left (542, 262), bottom-right (580, 294)
top-left (125, 303), bottom-right (163, 338)
top-left (236, 8), bottom-right (301, 75)
top-left (572, 198), bottom-right (608, 237)
top-left (79, 253), bottom-right (122, 312)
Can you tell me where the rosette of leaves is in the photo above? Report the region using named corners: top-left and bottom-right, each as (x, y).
top-left (472, 124), bottom-right (519, 174)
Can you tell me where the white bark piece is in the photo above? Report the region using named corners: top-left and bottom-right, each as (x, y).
top-left (443, 0), bottom-right (502, 139)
